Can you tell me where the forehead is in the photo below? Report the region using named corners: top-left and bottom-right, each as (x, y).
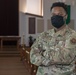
top-left (51, 7), bottom-right (66, 14)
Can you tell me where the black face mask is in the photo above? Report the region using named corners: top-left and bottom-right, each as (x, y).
top-left (51, 15), bottom-right (65, 28)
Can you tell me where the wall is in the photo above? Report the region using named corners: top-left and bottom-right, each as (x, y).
top-left (19, 0), bottom-right (76, 46)
top-left (19, 12), bottom-right (26, 44)
top-left (25, 14), bottom-right (44, 46)
top-left (71, 5), bottom-right (76, 29)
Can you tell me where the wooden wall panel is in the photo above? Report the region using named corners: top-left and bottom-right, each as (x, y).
top-left (28, 17), bottom-right (35, 34)
top-left (37, 19), bottom-right (44, 33)
top-left (68, 20), bottom-right (74, 29)
top-left (47, 19), bottom-right (53, 30)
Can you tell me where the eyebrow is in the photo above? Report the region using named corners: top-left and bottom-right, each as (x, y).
top-left (51, 12), bottom-right (64, 15)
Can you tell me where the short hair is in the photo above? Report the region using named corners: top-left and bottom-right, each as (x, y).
top-left (50, 2), bottom-right (68, 14)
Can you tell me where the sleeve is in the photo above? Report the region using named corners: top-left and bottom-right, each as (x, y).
top-left (30, 33), bottom-right (52, 66)
top-left (59, 40), bottom-right (76, 64)
top-left (55, 31), bottom-right (76, 64)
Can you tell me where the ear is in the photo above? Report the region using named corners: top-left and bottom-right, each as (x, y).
top-left (63, 15), bottom-right (67, 21)
top-left (63, 15), bottom-right (67, 23)
top-left (65, 15), bottom-right (68, 19)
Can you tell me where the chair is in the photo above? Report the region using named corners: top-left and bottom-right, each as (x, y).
top-left (20, 46), bottom-right (38, 75)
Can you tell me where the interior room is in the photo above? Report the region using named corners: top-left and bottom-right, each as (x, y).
top-left (0, 0), bottom-right (76, 75)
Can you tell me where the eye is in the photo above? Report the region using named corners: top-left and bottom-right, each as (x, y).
top-left (51, 13), bottom-right (56, 16)
top-left (57, 12), bottom-right (63, 16)
top-left (58, 12), bottom-right (66, 17)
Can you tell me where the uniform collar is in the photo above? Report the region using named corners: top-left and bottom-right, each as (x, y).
top-left (52, 26), bottom-right (69, 37)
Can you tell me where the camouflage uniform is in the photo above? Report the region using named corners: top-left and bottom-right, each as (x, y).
top-left (30, 26), bottom-right (76, 75)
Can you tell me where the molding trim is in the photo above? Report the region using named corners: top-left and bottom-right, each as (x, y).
top-left (25, 13), bottom-right (43, 18)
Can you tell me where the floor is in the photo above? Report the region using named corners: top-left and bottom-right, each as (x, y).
top-left (0, 57), bottom-right (30, 75)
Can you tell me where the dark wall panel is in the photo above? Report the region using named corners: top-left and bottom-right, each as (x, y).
top-left (29, 17), bottom-right (35, 34)
top-left (0, 0), bottom-right (7, 35)
top-left (0, 0), bottom-right (19, 36)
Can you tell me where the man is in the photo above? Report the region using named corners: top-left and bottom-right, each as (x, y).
top-left (30, 2), bottom-right (76, 75)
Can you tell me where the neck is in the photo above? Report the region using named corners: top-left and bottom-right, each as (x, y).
top-left (54, 25), bottom-right (66, 33)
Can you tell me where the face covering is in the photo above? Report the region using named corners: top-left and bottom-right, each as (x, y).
top-left (51, 15), bottom-right (65, 28)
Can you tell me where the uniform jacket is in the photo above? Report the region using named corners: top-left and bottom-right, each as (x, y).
top-left (30, 26), bottom-right (76, 75)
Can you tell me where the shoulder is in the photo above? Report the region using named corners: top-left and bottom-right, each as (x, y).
top-left (69, 28), bottom-right (76, 33)
top-left (66, 27), bottom-right (76, 35)
top-left (38, 29), bottom-right (54, 38)
top-left (65, 27), bottom-right (76, 39)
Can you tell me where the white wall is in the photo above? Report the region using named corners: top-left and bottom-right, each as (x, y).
top-left (25, 15), bottom-right (43, 46)
top-left (71, 5), bottom-right (76, 30)
top-left (19, 12), bottom-right (26, 44)
top-left (19, 0), bottom-right (26, 45)
top-left (19, 0), bottom-right (26, 13)
top-left (19, 0), bottom-right (76, 46)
